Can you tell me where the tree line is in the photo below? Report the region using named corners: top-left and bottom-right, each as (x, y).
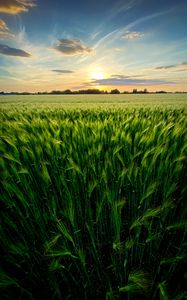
top-left (0, 88), bottom-right (172, 95)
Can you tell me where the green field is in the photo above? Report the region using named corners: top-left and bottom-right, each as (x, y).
top-left (1, 93), bottom-right (187, 109)
top-left (0, 95), bottom-right (187, 299)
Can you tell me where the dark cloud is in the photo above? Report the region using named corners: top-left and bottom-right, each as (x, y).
top-left (181, 62), bottom-right (187, 66)
top-left (53, 39), bottom-right (93, 56)
top-left (111, 74), bottom-right (123, 78)
top-left (0, 44), bottom-right (31, 57)
top-left (155, 65), bottom-right (175, 70)
top-left (91, 77), bottom-right (175, 86)
top-left (111, 74), bottom-right (145, 79)
top-left (155, 62), bottom-right (187, 70)
top-left (0, 0), bottom-right (36, 14)
top-left (52, 69), bottom-right (74, 74)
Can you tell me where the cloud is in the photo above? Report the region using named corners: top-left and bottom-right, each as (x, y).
top-left (111, 74), bottom-right (145, 79)
top-left (91, 0), bottom-right (138, 41)
top-left (0, 19), bottom-right (9, 31)
top-left (0, 19), bottom-right (14, 39)
top-left (94, 10), bottom-right (171, 49)
top-left (53, 39), bottom-right (93, 56)
top-left (52, 69), bottom-right (74, 74)
top-left (155, 62), bottom-right (187, 70)
top-left (155, 65), bottom-right (176, 70)
top-left (0, 0), bottom-right (36, 15)
top-left (173, 68), bottom-right (187, 72)
top-left (122, 31), bottom-right (144, 40)
top-left (91, 76), bottom-right (175, 86)
top-left (0, 44), bottom-right (31, 57)
top-left (0, 68), bottom-right (11, 77)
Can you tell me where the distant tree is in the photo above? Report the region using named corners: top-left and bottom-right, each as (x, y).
top-left (63, 89), bottom-right (72, 94)
top-left (78, 89), bottom-right (104, 94)
top-left (110, 89), bottom-right (120, 94)
top-left (123, 91), bottom-right (129, 94)
top-left (156, 90), bottom-right (167, 94)
top-left (143, 88), bottom-right (148, 93)
top-left (20, 92), bottom-right (30, 95)
top-left (51, 90), bottom-right (63, 94)
top-left (133, 89), bottom-right (137, 93)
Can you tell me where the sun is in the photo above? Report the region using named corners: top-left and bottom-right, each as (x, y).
top-left (90, 68), bottom-right (105, 80)
top-left (91, 71), bottom-right (105, 80)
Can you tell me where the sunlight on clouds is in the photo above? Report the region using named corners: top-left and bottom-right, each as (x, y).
top-left (122, 31), bottom-right (144, 40)
top-left (0, 0), bottom-right (187, 93)
top-left (0, 19), bottom-right (9, 30)
top-left (53, 39), bottom-right (93, 56)
top-left (0, 0), bottom-right (36, 15)
top-left (0, 19), bottom-right (15, 39)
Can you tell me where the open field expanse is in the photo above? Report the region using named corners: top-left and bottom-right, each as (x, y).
top-left (0, 95), bottom-right (187, 299)
top-left (1, 94), bottom-right (187, 109)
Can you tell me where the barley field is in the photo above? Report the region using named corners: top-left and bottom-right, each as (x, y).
top-left (0, 95), bottom-right (187, 299)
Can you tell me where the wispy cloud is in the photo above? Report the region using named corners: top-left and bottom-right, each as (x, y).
top-left (91, 76), bottom-right (175, 86)
top-left (172, 68), bottom-right (187, 73)
top-left (114, 0), bottom-right (138, 14)
top-left (155, 62), bottom-right (187, 70)
top-left (0, 68), bottom-right (11, 77)
top-left (0, 19), bottom-right (14, 39)
top-left (91, 0), bottom-right (138, 41)
top-left (111, 74), bottom-right (146, 79)
top-left (51, 69), bottom-right (74, 74)
top-left (0, 44), bottom-right (31, 57)
top-left (0, 19), bottom-right (9, 31)
top-left (53, 39), bottom-right (93, 56)
top-left (0, 0), bottom-right (36, 15)
top-left (122, 31), bottom-right (144, 40)
top-left (155, 65), bottom-right (175, 70)
top-left (94, 9), bottom-right (172, 49)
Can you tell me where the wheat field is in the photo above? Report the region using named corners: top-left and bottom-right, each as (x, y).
top-left (0, 95), bottom-right (187, 299)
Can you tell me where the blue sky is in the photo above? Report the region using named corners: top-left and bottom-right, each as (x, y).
top-left (0, 0), bottom-right (187, 92)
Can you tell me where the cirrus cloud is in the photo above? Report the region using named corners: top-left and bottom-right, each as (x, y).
top-left (53, 39), bottom-right (93, 56)
top-left (0, 0), bottom-right (36, 15)
top-left (0, 44), bottom-right (31, 57)
top-left (122, 31), bottom-right (144, 40)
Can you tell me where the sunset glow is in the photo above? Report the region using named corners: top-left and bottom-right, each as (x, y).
top-left (0, 0), bottom-right (187, 92)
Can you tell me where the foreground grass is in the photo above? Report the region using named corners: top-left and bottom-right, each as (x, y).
top-left (0, 105), bottom-right (187, 299)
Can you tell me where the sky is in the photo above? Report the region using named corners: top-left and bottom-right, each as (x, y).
top-left (0, 0), bottom-right (187, 92)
